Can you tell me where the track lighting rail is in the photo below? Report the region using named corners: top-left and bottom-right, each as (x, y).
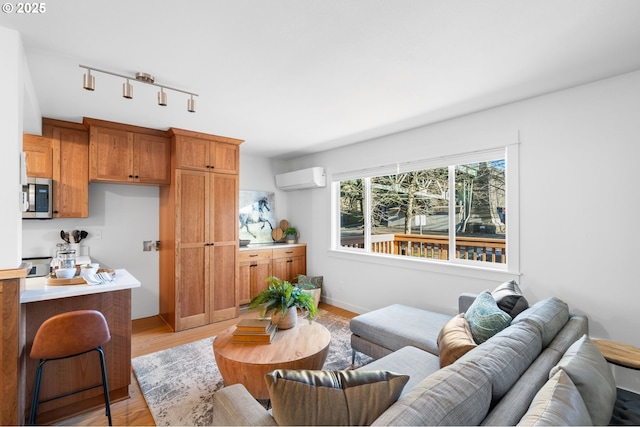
top-left (79, 64), bottom-right (198, 112)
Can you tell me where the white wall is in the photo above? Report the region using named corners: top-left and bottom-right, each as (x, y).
top-left (0, 27), bottom-right (25, 269)
top-left (285, 70), bottom-right (640, 392)
top-left (22, 184), bottom-right (160, 319)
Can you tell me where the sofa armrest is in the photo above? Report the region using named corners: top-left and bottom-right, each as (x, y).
top-left (210, 384), bottom-right (277, 426)
top-left (458, 293), bottom-right (478, 313)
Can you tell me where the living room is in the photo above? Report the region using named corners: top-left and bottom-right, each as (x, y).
top-left (2, 1), bottom-right (640, 425)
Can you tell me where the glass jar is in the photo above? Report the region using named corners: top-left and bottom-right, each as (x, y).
top-left (57, 249), bottom-right (76, 269)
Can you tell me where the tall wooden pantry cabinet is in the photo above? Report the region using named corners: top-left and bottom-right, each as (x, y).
top-left (159, 128), bottom-right (243, 331)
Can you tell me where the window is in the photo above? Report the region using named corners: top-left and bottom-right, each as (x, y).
top-left (333, 146), bottom-right (518, 271)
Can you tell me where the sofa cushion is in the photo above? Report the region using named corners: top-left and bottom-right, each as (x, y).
top-left (372, 360), bottom-right (492, 426)
top-left (465, 291), bottom-right (512, 344)
top-left (458, 320), bottom-right (543, 403)
top-left (356, 346), bottom-right (440, 396)
top-left (492, 280), bottom-right (529, 317)
top-left (512, 297), bottom-right (569, 347)
top-left (517, 369), bottom-right (592, 426)
top-left (437, 313), bottom-right (477, 367)
top-left (265, 369), bottom-right (408, 426)
top-left (350, 304), bottom-right (452, 355)
top-left (549, 334), bottom-right (616, 425)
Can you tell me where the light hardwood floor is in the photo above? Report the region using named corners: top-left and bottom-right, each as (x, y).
top-left (54, 303), bottom-right (356, 426)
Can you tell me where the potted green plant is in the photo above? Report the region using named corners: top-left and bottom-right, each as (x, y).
top-left (248, 276), bottom-right (317, 329)
top-left (284, 227), bottom-right (298, 243)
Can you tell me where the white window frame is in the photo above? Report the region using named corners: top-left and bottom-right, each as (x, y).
top-left (330, 144), bottom-right (520, 279)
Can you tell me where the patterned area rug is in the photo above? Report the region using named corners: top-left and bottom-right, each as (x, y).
top-left (131, 309), bottom-right (372, 426)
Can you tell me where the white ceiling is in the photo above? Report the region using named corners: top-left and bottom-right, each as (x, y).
top-left (2, 0), bottom-right (640, 159)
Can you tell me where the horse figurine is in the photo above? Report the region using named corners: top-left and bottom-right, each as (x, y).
top-left (239, 197), bottom-right (274, 238)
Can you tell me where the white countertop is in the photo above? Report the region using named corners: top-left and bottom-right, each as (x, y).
top-left (21, 268), bottom-right (141, 304)
top-left (240, 242), bottom-right (306, 251)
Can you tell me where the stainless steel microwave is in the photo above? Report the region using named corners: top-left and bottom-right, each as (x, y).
top-left (22, 177), bottom-right (52, 219)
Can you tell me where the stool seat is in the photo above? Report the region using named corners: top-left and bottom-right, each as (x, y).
top-left (30, 309), bottom-right (111, 359)
top-left (29, 309), bottom-right (112, 425)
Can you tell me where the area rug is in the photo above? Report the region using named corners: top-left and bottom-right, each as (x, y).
top-left (131, 309), bottom-right (373, 426)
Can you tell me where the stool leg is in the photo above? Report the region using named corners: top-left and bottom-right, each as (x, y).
top-left (29, 359), bottom-right (46, 425)
top-left (97, 347), bottom-right (112, 426)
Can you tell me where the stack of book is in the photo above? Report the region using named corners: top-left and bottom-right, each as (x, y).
top-left (232, 318), bottom-right (277, 344)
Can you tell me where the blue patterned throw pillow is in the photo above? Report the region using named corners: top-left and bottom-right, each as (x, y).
top-left (465, 291), bottom-right (512, 344)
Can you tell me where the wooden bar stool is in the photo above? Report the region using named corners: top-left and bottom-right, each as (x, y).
top-left (29, 310), bottom-right (112, 426)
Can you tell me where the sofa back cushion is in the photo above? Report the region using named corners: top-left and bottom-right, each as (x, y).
top-left (372, 361), bottom-right (492, 426)
top-left (517, 369), bottom-right (592, 426)
top-left (512, 297), bottom-right (569, 347)
top-left (457, 320), bottom-right (543, 403)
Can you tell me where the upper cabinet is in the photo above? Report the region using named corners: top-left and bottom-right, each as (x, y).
top-left (84, 118), bottom-right (171, 185)
top-left (170, 128), bottom-right (240, 175)
top-left (23, 135), bottom-right (53, 179)
top-left (24, 119), bottom-right (89, 218)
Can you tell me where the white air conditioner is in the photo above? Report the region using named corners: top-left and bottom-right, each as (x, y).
top-left (275, 167), bottom-right (326, 191)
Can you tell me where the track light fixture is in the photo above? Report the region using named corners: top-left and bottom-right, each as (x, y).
top-left (83, 69), bottom-right (95, 91)
top-left (158, 87), bottom-right (167, 106)
top-left (79, 65), bottom-right (198, 112)
top-left (123, 79), bottom-right (133, 99)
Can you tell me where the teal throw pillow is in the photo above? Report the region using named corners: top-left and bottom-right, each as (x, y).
top-left (465, 291), bottom-right (512, 344)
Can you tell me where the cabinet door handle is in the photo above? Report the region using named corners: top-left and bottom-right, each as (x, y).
top-left (250, 263), bottom-right (258, 267)
top-left (287, 259), bottom-right (293, 263)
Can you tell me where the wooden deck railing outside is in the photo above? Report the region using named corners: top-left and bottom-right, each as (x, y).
top-left (342, 233), bottom-right (506, 263)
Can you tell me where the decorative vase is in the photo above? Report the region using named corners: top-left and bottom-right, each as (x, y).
top-left (271, 307), bottom-right (297, 329)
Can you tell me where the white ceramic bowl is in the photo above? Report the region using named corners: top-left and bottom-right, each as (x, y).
top-left (81, 265), bottom-right (98, 277)
top-left (55, 268), bottom-right (76, 279)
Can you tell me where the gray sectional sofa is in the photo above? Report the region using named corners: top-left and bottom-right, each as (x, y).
top-left (210, 292), bottom-right (620, 425)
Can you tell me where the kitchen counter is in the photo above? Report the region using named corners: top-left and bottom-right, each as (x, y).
top-left (21, 268), bottom-right (139, 424)
top-left (240, 242), bottom-right (306, 251)
top-left (21, 268), bottom-right (140, 303)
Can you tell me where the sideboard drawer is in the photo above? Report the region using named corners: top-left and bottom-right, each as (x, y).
top-left (272, 246), bottom-right (306, 259)
top-left (239, 249), bottom-right (273, 262)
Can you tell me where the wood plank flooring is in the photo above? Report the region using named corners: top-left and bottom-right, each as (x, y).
top-left (54, 303), bottom-right (356, 426)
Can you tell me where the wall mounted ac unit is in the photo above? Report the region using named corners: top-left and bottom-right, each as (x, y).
top-left (275, 167), bottom-right (326, 191)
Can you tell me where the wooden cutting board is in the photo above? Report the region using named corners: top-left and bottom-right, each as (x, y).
top-left (272, 228), bottom-right (284, 241)
top-left (45, 275), bottom-right (87, 286)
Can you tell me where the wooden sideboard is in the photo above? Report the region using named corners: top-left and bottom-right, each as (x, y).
top-left (238, 244), bottom-right (307, 305)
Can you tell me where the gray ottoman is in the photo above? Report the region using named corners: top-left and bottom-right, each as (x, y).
top-left (350, 304), bottom-right (452, 361)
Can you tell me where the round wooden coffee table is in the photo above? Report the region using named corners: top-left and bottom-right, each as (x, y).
top-left (213, 321), bottom-right (331, 399)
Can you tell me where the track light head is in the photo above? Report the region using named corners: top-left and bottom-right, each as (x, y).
top-left (158, 88), bottom-right (167, 106)
top-left (187, 95), bottom-right (196, 113)
top-left (123, 79), bottom-right (133, 99)
top-left (83, 70), bottom-right (95, 91)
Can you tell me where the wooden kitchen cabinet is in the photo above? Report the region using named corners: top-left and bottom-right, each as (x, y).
top-left (172, 128), bottom-right (239, 174)
top-left (44, 120), bottom-right (90, 218)
top-left (24, 119), bottom-right (89, 218)
top-left (159, 129), bottom-right (243, 331)
top-left (23, 135), bottom-right (53, 178)
top-left (238, 249), bottom-right (273, 304)
top-left (85, 118), bottom-right (170, 185)
top-left (272, 246), bottom-right (307, 282)
top-left (0, 268), bottom-right (26, 426)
